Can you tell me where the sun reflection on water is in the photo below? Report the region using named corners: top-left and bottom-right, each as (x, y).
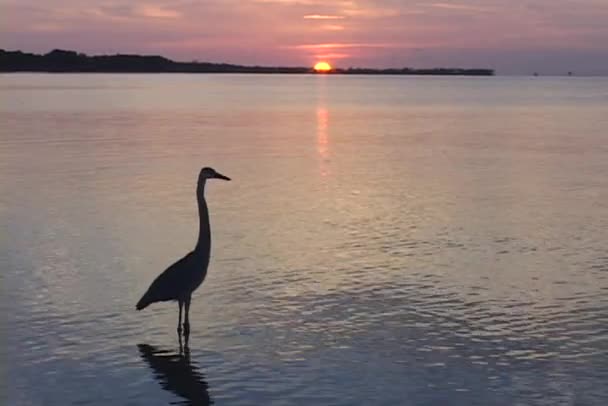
top-left (316, 77), bottom-right (330, 177)
top-left (317, 107), bottom-right (329, 164)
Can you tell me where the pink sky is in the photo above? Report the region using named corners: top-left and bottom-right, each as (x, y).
top-left (2, 0), bottom-right (608, 74)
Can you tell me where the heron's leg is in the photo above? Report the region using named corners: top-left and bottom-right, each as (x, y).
top-left (183, 295), bottom-right (191, 336)
top-left (177, 300), bottom-right (183, 334)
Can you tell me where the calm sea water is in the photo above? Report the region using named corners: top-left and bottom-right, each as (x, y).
top-left (2, 74), bottom-right (608, 405)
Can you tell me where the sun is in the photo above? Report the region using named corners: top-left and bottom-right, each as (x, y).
top-left (314, 61), bottom-right (332, 72)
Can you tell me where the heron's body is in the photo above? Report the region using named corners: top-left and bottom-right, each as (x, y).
top-left (135, 250), bottom-right (209, 309)
top-left (136, 167), bottom-right (230, 335)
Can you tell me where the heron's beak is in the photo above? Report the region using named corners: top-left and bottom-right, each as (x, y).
top-left (214, 172), bottom-right (231, 181)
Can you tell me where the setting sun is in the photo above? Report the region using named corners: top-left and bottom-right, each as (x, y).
top-left (314, 61), bottom-right (332, 72)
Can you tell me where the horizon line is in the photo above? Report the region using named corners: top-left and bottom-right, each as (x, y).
top-left (1, 48), bottom-right (498, 73)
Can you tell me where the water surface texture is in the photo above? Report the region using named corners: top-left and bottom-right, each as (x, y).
top-left (2, 74), bottom-right (608, 405)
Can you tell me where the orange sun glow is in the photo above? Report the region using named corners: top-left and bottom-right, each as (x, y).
top-left (314, 61), bottom-right (332, 72)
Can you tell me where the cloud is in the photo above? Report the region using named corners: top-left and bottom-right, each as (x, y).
top-left (287, 42), bottom-right (404, 49)
top-left (321, 24), bottom-right (345, 31)
top-left (427, 3), bottom-right (492, 13)
top-left (29, 22), bottom-right (66, 33)
top-left (303, 14), bottom-right (344, 19)
top-left (137, 5), bottom-right (181, 19)
top-left (342, 6), bottom-right (402, 18)
top-left (314, 52), bottom-right (350, 59)
top-left (254, 0), bottom-right (353, 5)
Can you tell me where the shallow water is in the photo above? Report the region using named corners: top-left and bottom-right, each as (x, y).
top-left (2, 74), bottom-right (608, 405)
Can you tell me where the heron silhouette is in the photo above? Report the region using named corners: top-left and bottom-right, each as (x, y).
top-left (136, 167), bottom-right (230, 336)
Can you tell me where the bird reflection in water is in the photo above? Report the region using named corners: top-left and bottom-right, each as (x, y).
top-left (138, 336), bottom-right (212, 405)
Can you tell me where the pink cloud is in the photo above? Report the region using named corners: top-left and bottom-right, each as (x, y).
top-left (321, 24), bottom-right (345, 31)
top-left (288, 43), bottom-right (404, 49)
top-left (137, 5), bottom-right (181, 19)
top-left (314, 53), bottom-right (351, 59)
top-left (427, 3), bottom-right (493, 13)
top-left (303, 14), bottom-right (344, 20)
top-left (342, 6), bottom-right (402, 18)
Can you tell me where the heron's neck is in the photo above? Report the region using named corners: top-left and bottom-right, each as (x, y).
top-left (195, 181), bottom-right (211, 252)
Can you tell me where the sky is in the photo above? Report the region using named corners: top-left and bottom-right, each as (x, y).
top-left (2, 0), bottom-right (608, 74)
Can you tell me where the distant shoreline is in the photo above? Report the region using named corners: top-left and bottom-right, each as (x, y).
top-left (0, 49), bottom-right (495, 76)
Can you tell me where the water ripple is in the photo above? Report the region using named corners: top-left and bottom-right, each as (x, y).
top-left (3, 74), bottom-right (608, 405)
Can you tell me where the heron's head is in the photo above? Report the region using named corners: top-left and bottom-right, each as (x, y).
top-left (198, 167), bottom-right (231, 183)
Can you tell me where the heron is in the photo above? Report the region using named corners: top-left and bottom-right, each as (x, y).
top-left (136, 167), bottom-right (230, 336)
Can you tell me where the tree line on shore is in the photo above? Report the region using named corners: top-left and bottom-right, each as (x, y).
top-left (0, 49), bottom-right (494, 76)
